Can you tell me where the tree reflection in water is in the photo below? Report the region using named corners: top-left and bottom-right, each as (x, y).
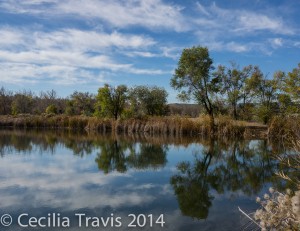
top-left (0, 128), bottom-right (296, 221)
top-left (95, 140), bottom-right (129, 173)
top-left (95, 139), bottom-right (168, 173)
top-left (170, 139), bottom-right (216, 219)
top-left (170, 138), bottom-right (279, 220)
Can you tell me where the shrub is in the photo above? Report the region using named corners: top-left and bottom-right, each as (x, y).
top-left (45, 104), bottom-right (58, 114)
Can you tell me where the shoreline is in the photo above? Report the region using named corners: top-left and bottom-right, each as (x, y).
top-left (0, 114), bottom-right (269, 139)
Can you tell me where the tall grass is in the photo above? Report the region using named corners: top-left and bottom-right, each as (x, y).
top-left (0, 114), bottom-right (269, 138)
top-left (268, 115), bottom-right (300, 142)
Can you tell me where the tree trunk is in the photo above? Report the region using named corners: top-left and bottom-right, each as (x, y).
top-left (233, 104), bottom-right (238, 120)
top-left (208, 111), bottom-right (215, 136)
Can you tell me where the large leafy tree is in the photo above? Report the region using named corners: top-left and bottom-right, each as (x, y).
top-left (11, 91), bottom-right (34, 115)
top-left (250, 69), bottom-right (278, 124)
top-left (274, 63), bottom-right (300, 107)
top-left (171, 46), bottom-right (220, 129)
top-left (215, 63), bottom-right (258, 120)
top-left (286, 64), bottom-right (300, 101)
top-left (95, 84), bottom-right (127, 120)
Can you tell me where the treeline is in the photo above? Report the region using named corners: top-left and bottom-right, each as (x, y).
top-left (171, 46), bottom-right (300, 125)
top-left (0, 47), bottom-right (299, 125)
top-left (0, 85), bottom-right (169, 119)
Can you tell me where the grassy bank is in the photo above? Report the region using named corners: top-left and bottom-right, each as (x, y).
top-left (0, 114), bottom-right (270, 138)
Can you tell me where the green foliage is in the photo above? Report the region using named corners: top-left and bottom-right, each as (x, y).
top-left (244, 68), bottom-right (279, 124)
top-left (1, 60), bottom-right (300, 125)
top-left (70, 91), bottom-right (95, 115)
top-left (129, 85), bottom-right (168, 117)
top-left (11, 92), bottom-right (33, 115)
top-left (94, 84), bottom-right (128, 120)
top-left (277, 93), bottom-right (298, 114)
top-left (11, 101), bottom-right (18, 115)
top-left (171, 46), bottom-right (220, 127)
top-left (255, 104), bottom-right (274, 124)
top-left (65, 100), bottom-right (75, 115)
top-left (45, 104), bottom-right (57, 114)
top-left (215, 63), bottom-right (259, 119)
top-left (286, 64), bottom-right (300, 101)
top-left (275, 64), bottom-right (300, 101)
top-left (239, 103), bottom-right (255, 121)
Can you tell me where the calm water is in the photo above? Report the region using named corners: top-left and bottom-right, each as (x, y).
top-left (0, 129), bottom-right (287, 230)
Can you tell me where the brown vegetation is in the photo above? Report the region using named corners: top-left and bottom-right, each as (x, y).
top-left (0, 114), bottom-right (269, 139)
top-left (268, 115), bottom-right (300, 142)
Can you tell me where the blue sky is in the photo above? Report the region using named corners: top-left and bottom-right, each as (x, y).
top-left (0, 0), bottom-right (299, 102)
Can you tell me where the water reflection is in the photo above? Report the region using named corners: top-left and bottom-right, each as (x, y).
top-left (170, 139), bottom-right (215, 219)
top-left (95, 139), bottom-right (167, 173)
top-left (0, 129), bottom-right (291, 230)
top-left (170, 139), bottom-right (279, 220)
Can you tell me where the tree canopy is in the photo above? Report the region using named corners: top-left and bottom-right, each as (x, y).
top-left (171, 46), bottom-right (220, 128)
top-left (95, 84), bottom-right (128, 120)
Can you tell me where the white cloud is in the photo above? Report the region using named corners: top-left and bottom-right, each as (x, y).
top-left (0, 152), bottom-right (158, 210)
top-left (193, 2), bottom-right (294, 53)
top-left (225, 42), bottom-right (249, 53)
top-left (0, 0), bottom-right (188, 32)
top-left (269, 38), bottom-right (283, 48)
top-left (0, 63), bottom-right (107, 85)
top-left (206, 2), bottom-right (293, 35)
top-left (33, 29), bottom-right (156, 51)
top-left (0, 0), bottom-right (297, 88)
top-left (194, 38), bottom-right (250, 53)
top-left (237, 13), bottom-right (288, 33)
top-left (196, 2), bottom-right (210, 16)
top-left (126, 51), bottom-right (158, 58)
top-left (0, 27), bottom-right (166, 85)
top-left (161, 47), bottom-right (182, 59)
top-left (0, 27), bottom-right (155, 51)
top-left (0, 27), bottom-right (24, 47)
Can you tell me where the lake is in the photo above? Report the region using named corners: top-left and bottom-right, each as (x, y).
top-left (0, 129), bottom-right (287, 230)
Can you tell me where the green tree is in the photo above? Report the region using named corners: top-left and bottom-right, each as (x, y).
top-left (45, 104), bottom-right (57, 114)
top-left (70, 91), bottom-right (95, 115)
top-left (274, 64), bottom-right (300, 112)
top-left (11, 91), bottom-right (34, 115)
top-left (286, 64), bottom-right (300, 101)
top-left (238, 66), bottom-right (266, 120)
top-left (95, 84), bottom-right (127, 120)
top-left (277, 93), bottom-right (296, 114)
top-left (215, 63), bottom-right (257, 119)
top-left (243, 67), bottom-right (278, 123)
top-left (256, 77), bottom-right (278, 124)
top-left (129, 86), bottom-right (168, 117)
top-left (171, 46), bottom-right (220, 130)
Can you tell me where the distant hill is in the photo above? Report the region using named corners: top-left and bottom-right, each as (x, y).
top-left (168, 103), bottom-right (202, 117)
